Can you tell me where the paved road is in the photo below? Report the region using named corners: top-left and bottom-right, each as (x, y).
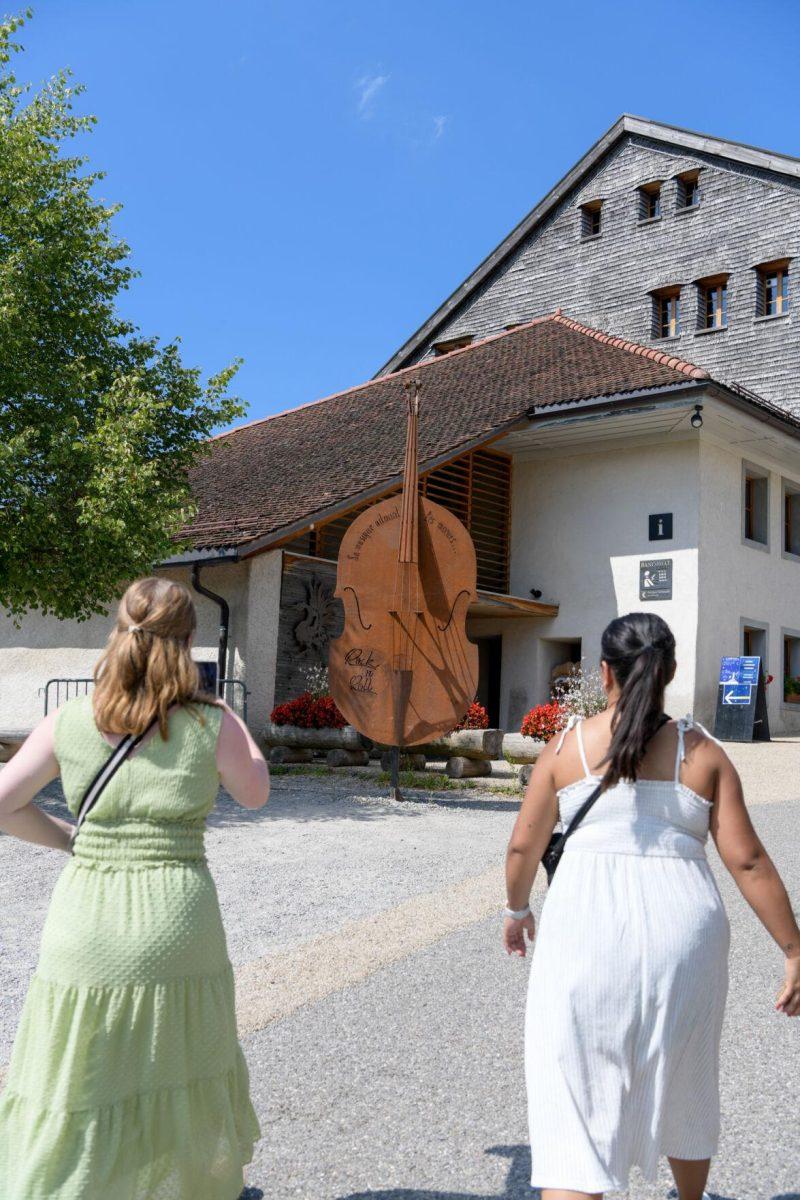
top-left (1, 768), bottom-right (799, 1199)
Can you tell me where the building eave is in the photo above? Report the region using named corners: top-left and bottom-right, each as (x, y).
top-left (709, 380), bottom-right (800, 439)
top-left (158, 546), bottom-right (241, 568)
top-left (525, 379), bottom-right (708, 423)
top-left (376, 114), bottom-right (800, 377)
top-left (523, 377), bottom-right (800, 441)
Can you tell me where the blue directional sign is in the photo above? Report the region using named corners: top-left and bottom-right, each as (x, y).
top-left (721, 683), bottom-right (752, 706)
top-left (714, 654), bottom-right (770, 741)
top-left (719, 656), bottom-right (760, 686)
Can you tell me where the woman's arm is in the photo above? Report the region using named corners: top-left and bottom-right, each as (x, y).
top-left (503, 741), bottom-right (560, 957)
top-left (709, 746), bottom-right (800, 1016)
top-left (0, 711), bottom-right (74, 851)
top-left (216, 704), bottom-right (270, 810)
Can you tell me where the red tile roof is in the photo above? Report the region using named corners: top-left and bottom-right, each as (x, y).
top-left (182, 312), bottom-right (708, 551)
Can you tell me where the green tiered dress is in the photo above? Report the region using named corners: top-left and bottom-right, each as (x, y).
top-left (0, 695), bottom-right (260, 1200)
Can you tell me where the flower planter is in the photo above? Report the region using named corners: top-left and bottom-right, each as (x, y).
top-left (262, 722), bottom-right (370, 752)
top-left (501, 733), bottom-right (548, 765)
top-left (415, 729), bottom-right (504, 761)
top-left (784, 693), bottom-right (800, 704)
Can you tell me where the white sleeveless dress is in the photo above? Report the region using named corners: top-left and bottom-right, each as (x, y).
top-left (525, 716), bottom-right (730, 1193)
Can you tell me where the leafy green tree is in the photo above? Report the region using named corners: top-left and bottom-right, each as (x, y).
top-left (0, 12), bottom-right (244, 621)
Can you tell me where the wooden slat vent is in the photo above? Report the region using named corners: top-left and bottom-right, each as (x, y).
top-left (312, 446), bottom-right (511, 593)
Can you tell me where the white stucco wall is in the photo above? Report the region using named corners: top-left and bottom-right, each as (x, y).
top-left (0, 559), bottom-right (273, 733)
top-left (503, 439), bottom-right (702, 730)
top-left (697, 439), bottom-right (800, 737)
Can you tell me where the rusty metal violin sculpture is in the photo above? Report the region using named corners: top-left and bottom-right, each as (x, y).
top-left (329, 378), bottom-right (479, 756)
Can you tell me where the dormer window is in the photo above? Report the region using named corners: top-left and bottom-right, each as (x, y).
top-left (756, 260), bottom-right (790, 318)
top-left (580, 200), bottom-right (602, 240)
top-left (638, 182), bottom-right (662, 222)
top-left (651, 287), bottom-right (681, 339)
top-left (432, 335), bottom-right (473, 356)
top-left (697, 274), bottom-right (729, 330)
top-left (676, 170), bottom-right (701, 211)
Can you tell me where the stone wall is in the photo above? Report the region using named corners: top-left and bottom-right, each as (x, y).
top-left (274, 557), bottom-right (343, 705)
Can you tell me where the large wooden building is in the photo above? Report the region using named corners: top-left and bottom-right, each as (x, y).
top-left (4, 116), bottom-right (800, 736)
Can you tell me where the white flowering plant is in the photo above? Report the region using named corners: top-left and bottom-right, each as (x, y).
top-left (297, 663), bottom-right (330, 699)
top-left (552, 662), bottom-right (608, 719)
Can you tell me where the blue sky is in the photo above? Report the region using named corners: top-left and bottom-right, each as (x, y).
top-left (17, 1), bottom-right (800, 426)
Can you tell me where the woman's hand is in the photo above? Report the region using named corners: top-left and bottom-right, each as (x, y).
top-left (776, 955), bottom-right (800, 1016)
top-left (504, 913), bottom-right (536, 957)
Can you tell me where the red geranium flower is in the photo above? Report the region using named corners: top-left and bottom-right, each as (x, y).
top-left (271, 691), bottom-right (346, 729)
top-left (521, 702), bottom-right (568, 742)
top-left (453, 702), bottom-right (490, 731)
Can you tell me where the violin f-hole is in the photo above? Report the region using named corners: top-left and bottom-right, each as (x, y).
top-left (342, 587), bottom-right (372, 631)
top-left (437, 589), bottom-right (471, 633)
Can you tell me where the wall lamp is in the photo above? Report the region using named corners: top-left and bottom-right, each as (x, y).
top-left (530, 588), bottom-right (543, 599)
top-left (690, 404), bottom-right (704, 430)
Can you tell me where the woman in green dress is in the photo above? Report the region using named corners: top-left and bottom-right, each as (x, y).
top-left (0, 576), bottom-right (269, 1199)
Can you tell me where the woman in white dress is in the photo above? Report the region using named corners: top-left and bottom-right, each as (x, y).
top-left (504, 612), bottom-right (800, 1200)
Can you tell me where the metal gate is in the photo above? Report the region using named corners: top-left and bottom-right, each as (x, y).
top-left (43, 677), bottom-right (249, 723)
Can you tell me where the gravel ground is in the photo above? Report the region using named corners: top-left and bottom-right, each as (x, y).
top-left (1, 757), bottom-right (798, 1198)
top-left (242, 797), bottom-right (800, 1200)
top-left (0, 774), bottom-right (518, 1063)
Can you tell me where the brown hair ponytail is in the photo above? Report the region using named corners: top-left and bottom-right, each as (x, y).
top-left (599, 612), bottom-right (676, 789)
top-left (92, 576), bottom-right (214, 739)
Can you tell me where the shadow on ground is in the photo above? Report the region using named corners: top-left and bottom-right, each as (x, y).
top-left (335, 1144), bottom-right (770, 1200)
top-left (402, 794), bottom-right (520, 814)
top-left (336, 1146), bottom-right (531, 1200)
top-left (207, 788), bottom-right (423, 827)
top-left (32, 775), bottom-right (519, 830)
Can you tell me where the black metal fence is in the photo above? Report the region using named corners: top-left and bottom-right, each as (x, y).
top-left (43, 677), bottom-right (250, 723)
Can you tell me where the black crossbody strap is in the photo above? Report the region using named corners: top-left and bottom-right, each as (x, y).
top-left (74, 720), bottom-right (157, 835)
top-left (552, 712), bottom-right (671, 856)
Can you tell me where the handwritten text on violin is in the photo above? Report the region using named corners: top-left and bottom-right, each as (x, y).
top-left (344, 647), bottom-right (380, 695)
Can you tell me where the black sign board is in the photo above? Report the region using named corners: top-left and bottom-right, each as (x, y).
top-left (649, 513), bottom-right (673, 541)
top-left (713, 655), bottom-right (770, 742)
top-left (639, 558), bottom-right (672, 601)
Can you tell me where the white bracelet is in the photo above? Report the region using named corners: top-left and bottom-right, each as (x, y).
top-left (503, 904), bottom-right (531, 920)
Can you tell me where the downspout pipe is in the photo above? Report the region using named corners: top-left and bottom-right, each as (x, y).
top-left (190, 563), bottom-right (229, 698)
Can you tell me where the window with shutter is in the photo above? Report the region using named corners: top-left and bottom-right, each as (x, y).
top-left (756, 260), bottom-right (790, 318)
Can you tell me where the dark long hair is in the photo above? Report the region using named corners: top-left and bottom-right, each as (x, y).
top-left (600, 612), bottom-right (676, 789)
